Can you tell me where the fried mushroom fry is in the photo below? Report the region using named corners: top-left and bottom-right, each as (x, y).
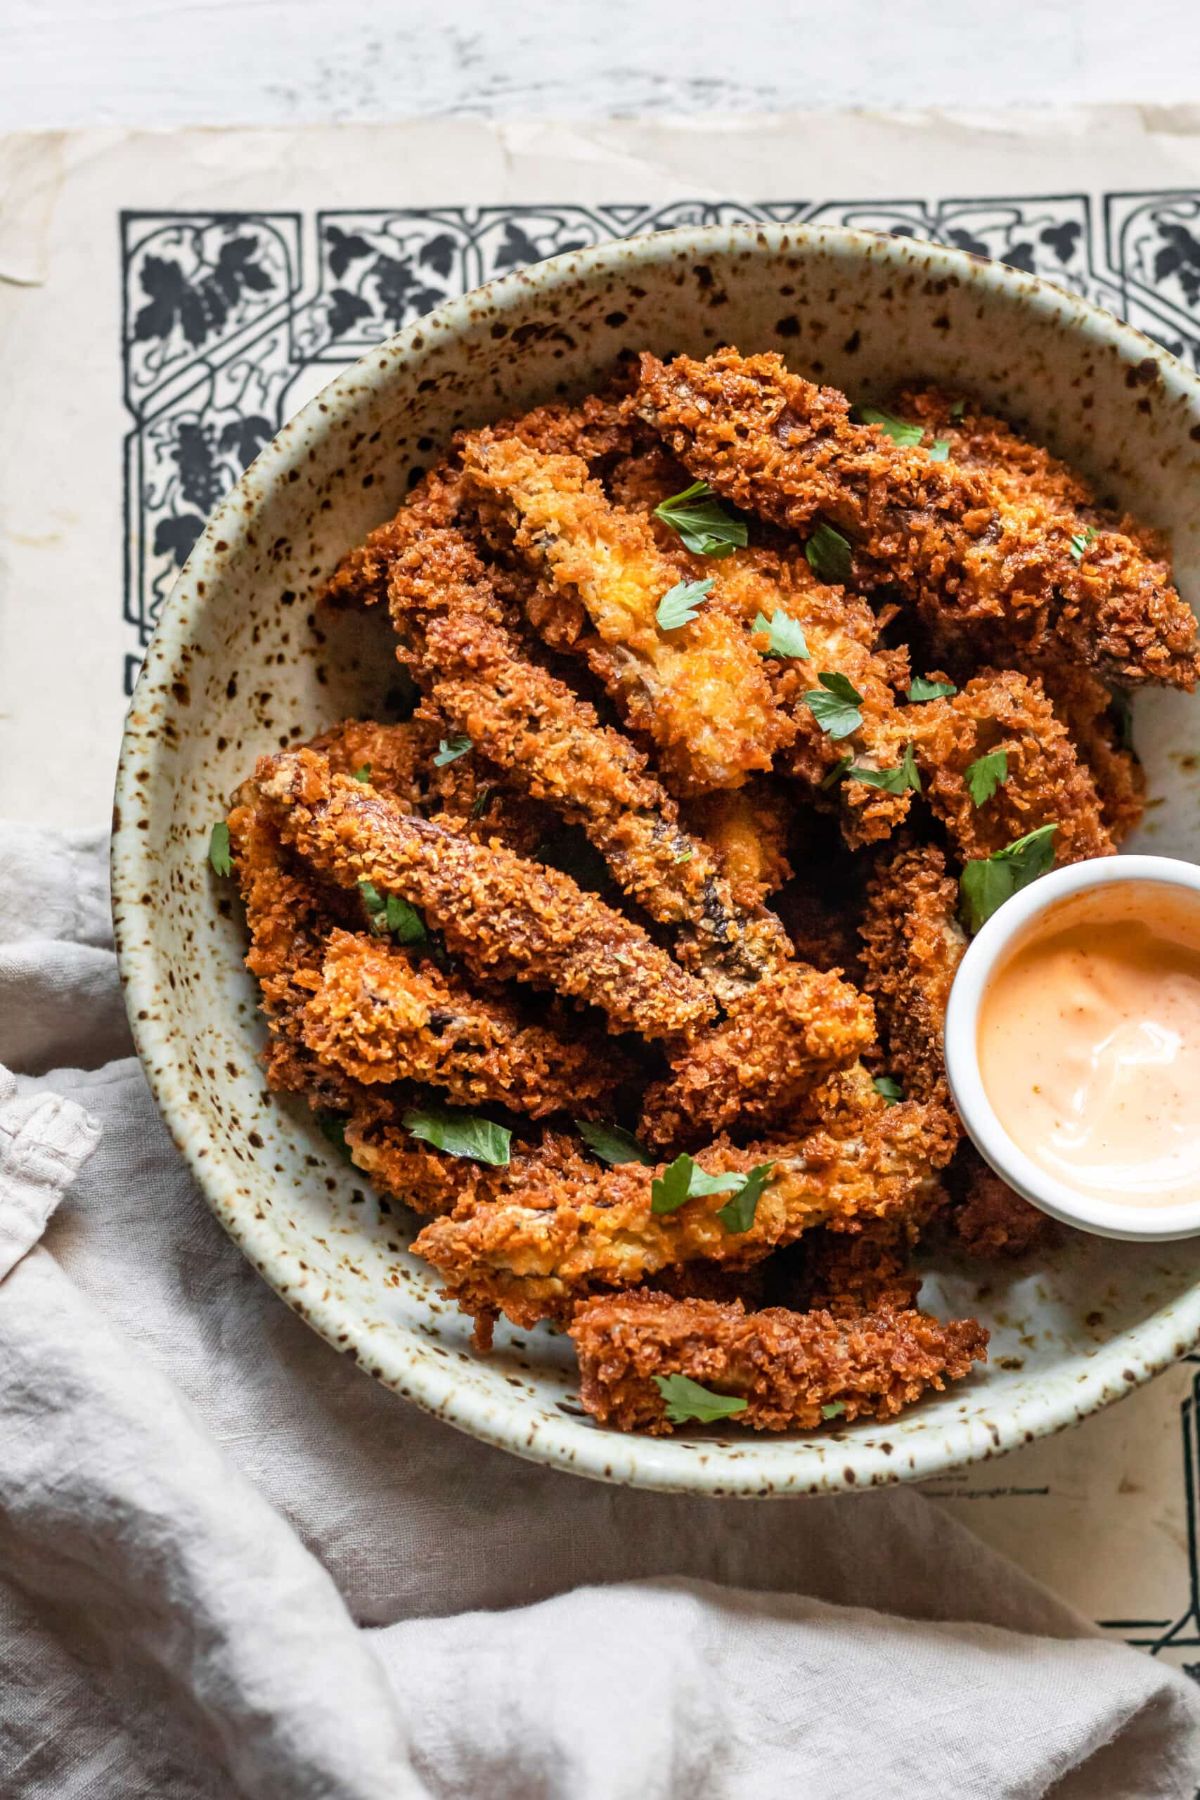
top-left (461, 433), bottom-right (789, 793)
top-left (859, 839), bottom-right (966, 1110)
top-left (257, 749), bottom-right (713, 1040)
top-left (412, 1099), bottom-right (947, 1330)
top-left (301, 929), bottom-right (619, 1117)
top-left (569, 1291), bottom-right (988, 1434)
top-left (638, 964), bottom-right (877, 1148)
top-left (637, 348), bottom-right (1200, 689)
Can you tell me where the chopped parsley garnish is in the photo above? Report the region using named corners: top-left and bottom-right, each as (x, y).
top-left (802, 671), bottom-right (864, 740)
top-left (949, 398), bottom-right (967, 421)
top-left (656, 577), bottom-right (714, 632)
top-left (650, 1153), bottom-right (742, 1215)
top-left (653, 1373), bottom-right (749, 1425)
top-left (959, 823), bottom-right (1058, 934)
top-left (653, 481), bottom-right (748, 558)
top-left (965, 749), bottom-right (1009, 808)
top-left (716, 1162), bottom-right (775, 1234)
top-left (872, 1075), bottom-right (903, 1105)
top-left (574, 1120), bottom-right (652, 1166)
top-left (1068, 525), bottom-right (1098, 563)
top-left (927, 438), bottom-right (951, 462)
top-left (820, 753), bottom-right (854, 790)
top-left (351, 764), bottom-right (372, 782)
top-left (358, 879), bottom-right (389, 935)
top-left (752, 607), bottom-right (810, 660)
top-left (821, 1400), bottom-right (848, 1420)
top-left (208, 821), bottom-right (233, 877)
top-left (433, 735), bottom-right (472, 767)
top-left (907, 675), bottom-right (958, 703)
top-left (385, 893), bottom-right (427, 944)
top-left (402, 1102), bottom-right (511, 1167)
top-left (673, 846), bottom-right (694, 865)
top-left (858, 404), bottom-right (923, 448)
top-left (805, 522), bottom-right (854, 586)
top-left (470, 785), bottom-right (495, 820)
top-left (845, 743), bottom-right (921, 795)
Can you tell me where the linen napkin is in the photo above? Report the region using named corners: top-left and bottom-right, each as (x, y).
top-left (1, 820), bottom-right (1198, 1799)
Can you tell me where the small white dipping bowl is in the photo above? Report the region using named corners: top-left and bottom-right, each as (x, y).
top-left (946, 854), bottom-right (1200, 1243)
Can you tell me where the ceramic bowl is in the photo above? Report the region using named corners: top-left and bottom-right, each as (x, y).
top-left (112, 222), bottom-right (1200, 1497)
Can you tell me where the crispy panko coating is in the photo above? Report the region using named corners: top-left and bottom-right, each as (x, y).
top-left (461, 433), bottom-right (789, 793)
top-left (708, 544), bottom-right (916, 844)
top-left (422, 610), bottom-right (791, 1000)
top-left (320, 460), bottom-right (465, 611)
top-left (301, 929), bottom-right (618, 1117)
top-left (636, 348), bottom-right (1200, 689)
top-left (946, 1144), bottom-right (1060, 1258)
top-left (486, 387), bottom-right (646, 465)
top-left (308, 718), bottom-right (427, 805)
top-left (791, 1222), bottom-right (924, 1317)
top-left (411, 1098), bottom-right (947, 1330)
top-left (257, 748), bottom-right (713, 1041)
top-left (1033, 663), bottom-right (1145, 844)
top-left (910, 669), bottom-right (1114, 865)
top-left (859, 839), bottom-right (966, 1110)
top-left (683, 783), bottom-right (793, 909)
top-left (638, 965), bottom-right (877, 1148)
top-left (569, 1291), bottom-right (987, 1434)
top-left (342, 1111), bottom-right (474, 1218)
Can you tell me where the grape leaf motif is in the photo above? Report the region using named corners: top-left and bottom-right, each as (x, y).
top-left (368, 252), bottom-right (446, 329)
top-left (1153, 221), bottom-right (1200, 306)
top-left (324, 223), bottom-right (374, 280)
top-left (492, 219), bottom-right (588, 273)
top-left (153, 514), bottom-right (206, 569)
top-left (326, 288), bottom-right (374, 340)
top-left (172, 422), bottom-right (225, 514)
top-left (133, 233), bottom-right (275, 350)
top-left (218, 414), bottom-right (272, 471)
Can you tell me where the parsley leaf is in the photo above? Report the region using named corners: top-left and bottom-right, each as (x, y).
top-left (673, 846), bottom-right (694, 865)
top-left (872, 1075), bottom-right (903, 1105)
top-left (650, 1153), bottom-right (742, 1215)
top-left (351, 764), bottom-right (372, 782)
top-left (821, 1400), bottom-right (848, 1421)
top-left (716, 1162), bottom-right (775, 1234)
top-left (907, 675), bottom-right (958, 703)
top-left (402, 1102), bottom-right (511, 1167)
top-left (358, 878), bottom-right (389, 934)
top-left (949, 398), bottom-right (967, 420)
top-left (846, 743), bottom-right (921, 795)
top-left (1068, 525), bottom-right (1098, 563)
top-left (653, 1373), bottom-right (749, 1425)
top-left (316, 1111), bottom-right (351, 1158)
top-left (470, 785), bottom-right (495, 820)
top-left (965, 749), bottom-right (1009, 808)
top-left (858, 404), bottom-right (924, 449)
top-left (208, 820), bottom-right (233, 877)
top-left (385, 893), bottom-right (427, 944)
top-left (574, 1120), bottom-right (652, 1166)
top-left (433, 735), bottom-right (472, 767)
top-left (959, 823), bottom-right (1058, 933)
top-left (805, 522), bottom-right (854, 586)
top-left (820, 753), bottom-right (854, 790)
top-left (752, 607), bottom-right (810, 660)
top-left (656, 577), bottom-right (714, 632)
top-left (803, 671), bottom-right (864, 740)
top-left (928, 438), bottom-right (951, 462)
top-left (653, 481), bottom-right (748, 558)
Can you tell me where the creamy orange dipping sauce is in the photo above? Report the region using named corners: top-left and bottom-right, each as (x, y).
top-left (978, 881), bottom-right (1200, 1208)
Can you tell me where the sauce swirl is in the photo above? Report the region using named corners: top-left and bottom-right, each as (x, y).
top-left (978, 881), bottom-right (1200, 1208)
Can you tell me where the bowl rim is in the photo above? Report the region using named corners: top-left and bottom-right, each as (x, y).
top-left (946, 855), bottom-right (1200, 1242)
top-left (113, 218), bottom-right (1200, 1497)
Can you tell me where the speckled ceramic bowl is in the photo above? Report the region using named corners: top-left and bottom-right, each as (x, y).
top-left (112, 223), bottom-right (1200, 1496)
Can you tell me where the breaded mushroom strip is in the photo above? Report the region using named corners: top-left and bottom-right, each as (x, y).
top-left (257, 749), bottom-right (713, 1040)
top-left (639, 964), bottom-right (876, 1148)
top-left (419, 607), bottom-right (792, 1000)
top-left (412, 1099), bottom-right (947, 1329)
top-left (859, 839), bottom-right (966, 1110)
top-left (321, 461), bottom-right (465, 611)
top-left (461, 433), bottom-right (789, 793)
top-left (637, 348), bottom-right (1200, 689)
top-left (1032, 664), bottom-right (1145, 845)
top-left (910, 669), bottom-right (1114, 865)
top-left (308, 718), bottom-right (427, 806)
top-left (684, 784), bottom-right (793, 909)
top-left (302, 929), bottom-right (619, 1117)
top-left (569, 1291), bottom-right (987, 1434)
top-left (946, 1144), bottom-right (1060, 1258)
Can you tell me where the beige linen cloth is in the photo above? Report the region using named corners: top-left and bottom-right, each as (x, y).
top-left (2, 821), bottom-right (1198, 1799)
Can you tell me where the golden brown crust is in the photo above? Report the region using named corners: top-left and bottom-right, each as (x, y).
top-left (946, 1144), bottom-right (1060, 1259)
top-left (411, 1098), bottom-right (948, 1330)
top-left (637, 348), bottom-right (1199, 689)
top-left (461, 432), bottom-right (790, 794)
top-left (683, 784), bottom-right (794, 909)
top-left (569, 1291), bottom-right (988, 1434)
top-left (859, 839), bottom-right (966, 1111)
top-left (302, 929), bottom-right (619, 1117)
top-left (257, 748), bottom-right (714, 1041)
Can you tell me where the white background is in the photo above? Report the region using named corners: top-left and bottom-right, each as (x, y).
top-left (4, 0), bottom-right (1200, 127)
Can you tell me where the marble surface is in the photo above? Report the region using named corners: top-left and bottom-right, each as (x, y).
top-left (3, 0), bottom-right (1200, 129)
